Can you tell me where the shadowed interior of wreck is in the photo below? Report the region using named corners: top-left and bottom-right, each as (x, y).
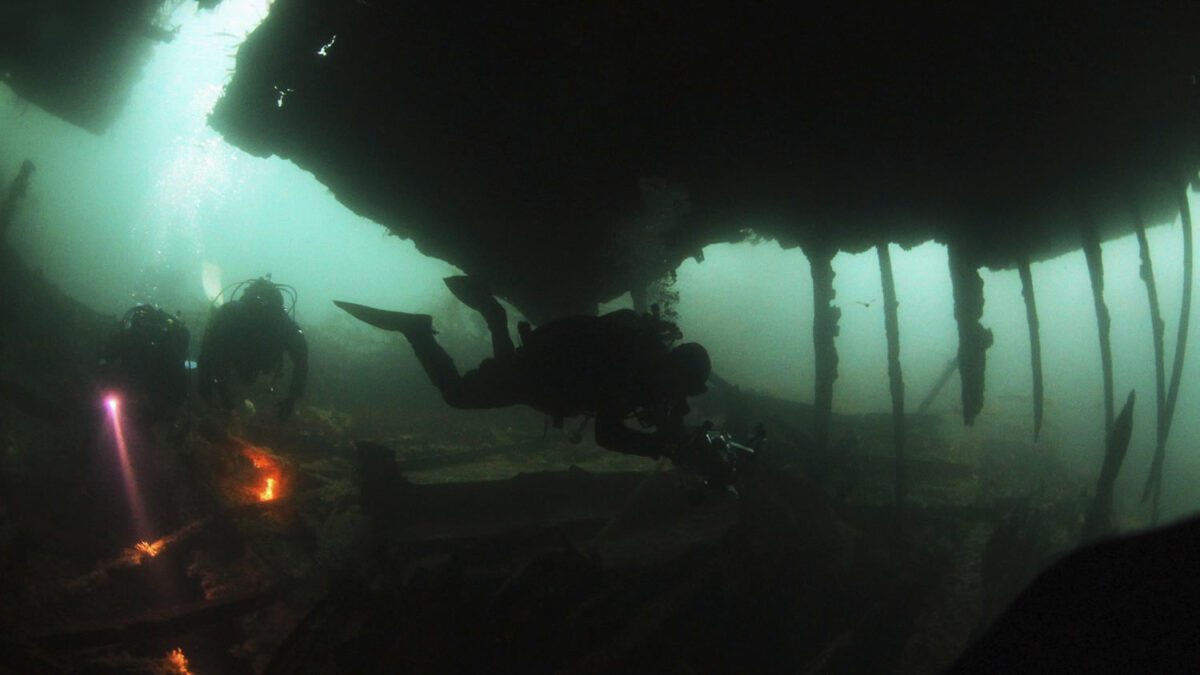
top-left (2, 0), bottom-right (1200, 673)
top-left (206, 2), bottom-right (1196, 301)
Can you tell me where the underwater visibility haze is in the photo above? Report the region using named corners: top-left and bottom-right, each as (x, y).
top-left (1, 1), bottom-right (1199, 673)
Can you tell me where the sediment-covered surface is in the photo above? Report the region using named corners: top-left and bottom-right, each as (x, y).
top-left (1, 241), bottom-right (1100, 674)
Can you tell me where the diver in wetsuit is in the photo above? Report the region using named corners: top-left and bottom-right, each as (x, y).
top-left (335, 276), bottom-right (711, 461)
top-left (98, 304), bottom-right (190, 427)
top-left (196, 277), bottom-right (308, 421)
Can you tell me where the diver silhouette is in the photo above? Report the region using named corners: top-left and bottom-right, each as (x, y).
top-left (335, 276), bottom-right (711, 460)
top-left (196, 277), bottom-right (308, 421)
top-left (98, 304), bottom-right (191, 428)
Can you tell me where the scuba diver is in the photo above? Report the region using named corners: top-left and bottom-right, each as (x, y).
top-left (196, 277), bottom-right (308, 421)
top-left (98, 304), bottom-right (191, 428)
top-left (335, 276), bottom-right (755, 488)
top-left (85, 304), bottom-right (193, 541)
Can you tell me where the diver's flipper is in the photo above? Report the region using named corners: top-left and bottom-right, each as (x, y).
top-left (444, 276), bottom-right (503, 322)
top-left (333, 300), bottom-right (434, 336)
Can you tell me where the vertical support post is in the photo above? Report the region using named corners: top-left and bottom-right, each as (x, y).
top-left (1017, 257), bottom-right (1044, 441)
top-left (1080, 223), bottom-right (1115, 441)
top-left (808, 243), bottom-right (839, 454)
top-left (1144, 177), bottom-right (1195, 522)
top-left (877, 242), bottom-right (906, 511)
top-left (1134, 211), bottom-right (1168, 516)
top-left (947, 242), bottom-right (991, 425)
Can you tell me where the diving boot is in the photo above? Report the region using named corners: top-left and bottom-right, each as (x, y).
top-left (444, 276), bottom-right (506, 326)
top-left (333, 300), bottom-right (435, 336)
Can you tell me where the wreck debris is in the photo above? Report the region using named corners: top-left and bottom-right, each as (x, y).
top-left (1134, 212), bottom-right (1168, 513)
top-left (876, 242), bottom-right (906, 510)
top-left (1163, 180), bottom-right (1195, 466)
top-left (235, 439), bottom-right (286, 503)
top-left (0, 378), bottom-right (66, 424)
top-left (630, 285), bottom-right (649, 315)
top-left (1017, 257), bottom-right (1044, 441)
top-left (31, 586), bottom-right (283, 651)
top-left (1080, 222), bottom-right (1115, 440)
top-left (587, 465), bottom-right (673, 550)
top-left (1081, 389), bottom-right (1136, 543)
top-left (0, 160), bottom-right (35, 237)
top-left (947, 242), bottom-right (991, 425)
top-left (3, 0), bottom-right (165, 133)
top-left (166, 647), bottom-right (193, 675)
top-left (60, 503), bottom-right (281, 598)
top-left (808, 244), bottom-right (839, 452)
top-left (355, 439), bottom-right (405, 542)
top-left (207, 2), bottom-right (1200, 322)
top-left (916, 356), bottom-right (960, 416)
top-left (579, 556), bottom-right (723, 669)
top-left (1142, 178), bottom-right (1196, 521)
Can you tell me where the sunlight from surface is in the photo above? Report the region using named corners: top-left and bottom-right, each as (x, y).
top-left (0, 0), bottom-right (460, 326)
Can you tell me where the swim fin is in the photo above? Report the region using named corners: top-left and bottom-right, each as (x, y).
top-left (333, 300), bottom-right (434, 336)
top-left (444, 276), bottom-right (504, 324)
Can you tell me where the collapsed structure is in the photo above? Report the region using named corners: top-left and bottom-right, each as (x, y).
top-left (2, 1), bottom-right (1200, 671)
top-left (204, 0), bottom-right (1200, 511)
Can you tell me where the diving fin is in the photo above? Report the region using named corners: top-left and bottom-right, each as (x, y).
top-left (333, 300), bottom-right (434, 336)
top-left (444, 276), bottom-right (503, 320)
